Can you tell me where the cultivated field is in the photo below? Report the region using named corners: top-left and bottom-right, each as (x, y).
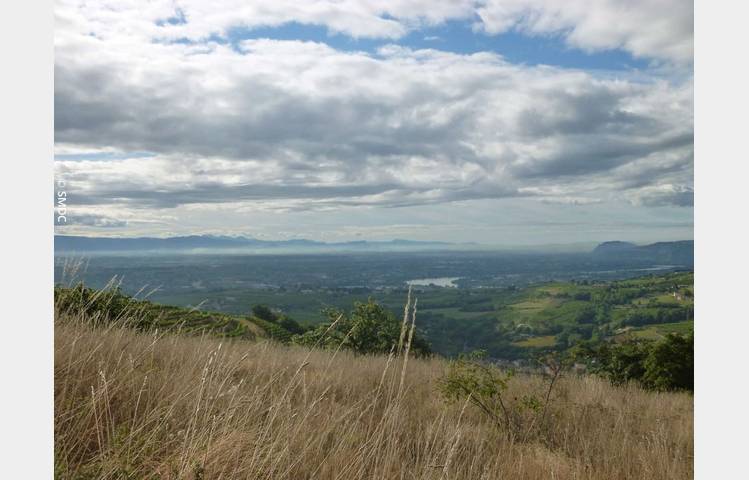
top-left (55, 305), bottom-right (693, 479)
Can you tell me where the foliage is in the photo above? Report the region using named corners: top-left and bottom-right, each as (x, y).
top-left (278, 316), bottom-right (306, 335)
top-left (56, 268), bottom-right (694, 361)
top-left (642, 332), bottom-right (693, 391)
top-left (251, 304), bottom-right (277, 322)
top-left (438, 351), bottom-right (513, 431)
top-left (250, 317), bottom-right (294, 343)
top-left (55, 283), bottom-right (156, 329)
top-left (293, 299), bottom-right (431, 356)
top-left (576, 340), bottom-right (649, 386)
top-left (54, 284), bottom-right (256, 338)
top-left (620, 306), bottom-right (693, 327)
top-left (56, 282), bottom-right (124, 316)
top-left (576, 332), bottom-right (693, 391)
top-left (250, 304), bottom-right (307, 337)
top-left (438, 350), bottom-right (564, 441)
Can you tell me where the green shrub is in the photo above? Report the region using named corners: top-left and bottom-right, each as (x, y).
top-left (576, 332), bottom-right (693, 391)
top-left (642, 332), bottom-right (693, 391)
top-left (293, 299), bottom-right (431, 356)
top-left (250, 317), bottom-right (293, 343)
top-left (278, 316), bottom-right (306, 335)
top-left (251, 304), bottom-right (277, 322)
top-left (438, 351), bottom-right (564, 441)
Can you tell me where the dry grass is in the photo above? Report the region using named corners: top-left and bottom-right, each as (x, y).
top-left (55, 305), bottom-right (692, 479)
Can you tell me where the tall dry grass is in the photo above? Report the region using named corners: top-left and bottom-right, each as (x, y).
top-left (55, 302), bottom-right (692, 479)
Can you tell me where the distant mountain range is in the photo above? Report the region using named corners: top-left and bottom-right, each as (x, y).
top-left (54, 235), bottom-right (693, 264)
top-left (592, 240), bottom-right (693, 266)
top-left (54, 235), bottom-right (456, 253)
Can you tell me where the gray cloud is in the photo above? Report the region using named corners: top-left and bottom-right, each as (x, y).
top-left (57, 213), bottom-right (128, 228)
top-left (54, 37), bottom-right (692, 212)
top-left (628, 185), bottom-right (694, 207)
top-left (53, 1), bottom-right (693, 236)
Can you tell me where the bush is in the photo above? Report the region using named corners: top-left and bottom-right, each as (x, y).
top-left (54, 283), bottom-right (155, 329)
top-left (278, 316), bottom-right (306, 335)
top-left (293, 298), bottom-right (431, 356)
top-left (577, 332), bottom-right (693, 391)
top-left (642, 333), bottom-right (693, 391)
top-left (251, 304), bottom-right (277, 322)
top-left (438, 351), bottom-right (564, 441)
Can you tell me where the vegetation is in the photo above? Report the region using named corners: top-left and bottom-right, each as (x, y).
top-left (54, 283), bottom-right (431, 358)
top-left (55, 290), bottom-right (693, 479)
top-left (294, 295), bottom-right (431, 356)
top-left (55, 252), bottom-right (693, 359)
top-left (54, 282), bottom-right (259, 339)
top-left (55, 269), bottom-right (694, 362)
top-left (438, 351), bottom-right (564, 442)
top-left (575, 332), bottom-right (694, 391)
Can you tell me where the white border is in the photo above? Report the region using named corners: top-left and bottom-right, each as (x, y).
top-left (695, 0), bottom-right (749, 477)
top-left (1, 0), bottom-right (747, 477)
top-left (0, 1), bottom-right (53, 477)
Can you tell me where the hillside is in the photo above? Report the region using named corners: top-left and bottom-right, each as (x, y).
top-left (53, 283), bottom-right (303, 343)
top-left (386, 271), bottom-right (694, 359)
top-left (55, 270), bottom-right (694, 361)
top-left (55, 300), bottom-right (693, 479)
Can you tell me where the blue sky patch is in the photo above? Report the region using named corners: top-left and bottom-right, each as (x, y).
top-left (225, 20), bottom-right (650, 71)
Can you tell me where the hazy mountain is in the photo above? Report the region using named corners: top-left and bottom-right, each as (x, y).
top-left (592, 240), bottom-right (693, 265)
top-left (54, 235), bottom-right (453, 253)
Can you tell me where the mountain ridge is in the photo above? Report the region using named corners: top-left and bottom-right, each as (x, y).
top-left (54, 234), bottom-right (457, 253)
top-left (592, 240), bottom-right (693, 265)
top-left (54, 235), bottom-right (692, 261)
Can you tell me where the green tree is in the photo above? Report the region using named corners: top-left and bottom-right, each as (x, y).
top-left (293, 299), bottom-right (430, 356)
top-left (642, 332), bottom-right (693, 391)
top-left (576, 340), bottom-right (649, 386)
top-left (251, 304), bottom-right (277, 322)
top-left (278, 316), bottom-right (305, 335)
top-left (575, 332), bottom-right (693, 392)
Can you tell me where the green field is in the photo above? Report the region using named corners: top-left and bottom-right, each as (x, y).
top-left (623, 320), bottom-right (695, 340)
top-left (513, 335), bottom-right (557, 348)
top-left (68, 270), bottom-right (694, 360)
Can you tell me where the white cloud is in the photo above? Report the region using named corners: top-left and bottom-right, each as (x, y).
top-left (475, 0), bottom-right (693, 63)
top-left (627, 184), bottom-right (694, 207)
top-left (53, 0), bottom-right (693, 238)
top-left (55, 28), bottom-right (692, 211)
top-left (56, 0), bottom-right (692, 62)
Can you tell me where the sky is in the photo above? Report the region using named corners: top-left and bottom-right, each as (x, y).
top-left (53, 0), bottom-right (693, 246)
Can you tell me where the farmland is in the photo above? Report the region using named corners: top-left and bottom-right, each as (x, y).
top-left (56, 252), bottom-right (693, 360)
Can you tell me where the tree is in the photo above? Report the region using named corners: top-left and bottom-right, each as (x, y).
top-left (575, 332), bottom-right (693, 392)
top-left (278, 316), bottom-right (306, 335)
top-left (642, 332), bottom-right (693, 391)
top-left (293, 299), bottom-right (430, 356)
top-left (575, 340), bottom-right (649, 386)
top-left (251, 304), bottom-right (277, 322)
top-left (575, 305), bottom-right (597, 324)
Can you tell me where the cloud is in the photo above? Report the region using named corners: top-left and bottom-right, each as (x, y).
top-left (55, 212), bottom-right (128, 228)
top-left (627, 184), bottom-right (694, 207)
top-left (54, 0), bottom-right (693, 232)
top-left (475, 0), bottom-right (693, 63)
top-left (54, 29), bottom-right (692, 211)
top-left (56, 0), bottom-right (692, 63)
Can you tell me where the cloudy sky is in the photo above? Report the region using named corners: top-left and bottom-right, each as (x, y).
top-left (54, 0), bottom-right (693, 245)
